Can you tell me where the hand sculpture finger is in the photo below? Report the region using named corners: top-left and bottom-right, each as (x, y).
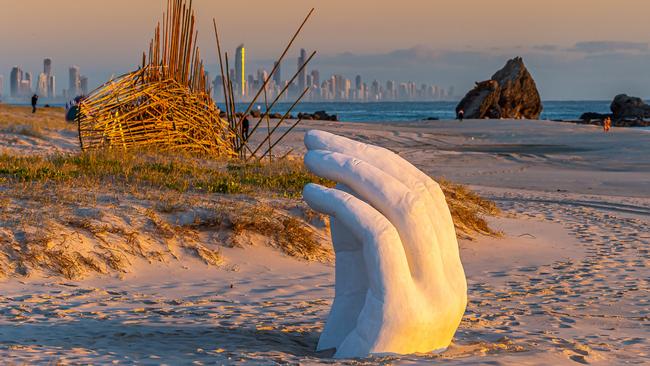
top-left (303, 183), bottom-right (414, 357)
top-left (303, 130), bottom-right (467, 358)
top-left (305, 130), bottom-right (458, 260)
top-left (317, 184), bottom-right (367, 351)
top-left (305, 149), bottom-right (445, 284)
top-left (303, 184), bottom-right (411, 297)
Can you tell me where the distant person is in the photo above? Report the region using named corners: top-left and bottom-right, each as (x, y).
top-left (603, 117), bottom-right (612, 133)
top-left (457, 109), bottom-right (464, 122)
top-left (242, 114), bottom-right (250, 140)
top-left (31, 94), bottom-right (39, 113)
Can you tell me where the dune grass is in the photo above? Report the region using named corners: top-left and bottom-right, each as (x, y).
top-left (0, 148), bottom-right (335, 279)
top-left (0, 113), bottom-right (500, 278)
top-left (0, 149), bottom-right (332, 198)
top-left (0, 104), bottom-right (73, 138)
top-left (439, 178), bottom-right (502, 239)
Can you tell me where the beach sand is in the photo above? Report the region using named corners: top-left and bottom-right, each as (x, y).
top-left (0, 116), bottom-right (648, 364)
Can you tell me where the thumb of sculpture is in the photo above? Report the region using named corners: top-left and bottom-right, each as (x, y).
top-left (302, 129), bottom-right (467, 358)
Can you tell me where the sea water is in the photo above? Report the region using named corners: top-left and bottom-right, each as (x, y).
top-left (232, 101), bottom-right (613, 122)
top-left (6, 100), bottom-right (618, 123)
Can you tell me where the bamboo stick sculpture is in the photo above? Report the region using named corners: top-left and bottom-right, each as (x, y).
top-left (78, 0), bottom-right (316, 161)
top-left (77, 0), bottom-right (236, 157)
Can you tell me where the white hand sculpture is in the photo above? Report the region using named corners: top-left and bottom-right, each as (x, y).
top-left (302, 130), bottom-right (467, 358)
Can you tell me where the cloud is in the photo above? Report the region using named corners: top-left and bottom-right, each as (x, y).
top-left (533, 44), bottom-right (559, 52)
top-left (569, 41), bottom-right (649, 54)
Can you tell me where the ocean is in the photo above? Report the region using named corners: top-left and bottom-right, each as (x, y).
top-left (231, 101), bottom-right (614, 122)
top-left (2, 100), bottom-right (631, 123)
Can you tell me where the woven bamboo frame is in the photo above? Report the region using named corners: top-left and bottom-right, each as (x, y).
top-left (77, 0), bottom-right (236, 157)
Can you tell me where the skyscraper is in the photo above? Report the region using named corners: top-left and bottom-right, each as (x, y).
top-left (310, 70), bottom-right (320, 87)
top-left (23, 72), bottom-right (33, 96)
top-left (273, 61), bottom-right (282, 86)
top-left (297, 48), bottom-right (307, 91)
top-left (235, 44), bottom-right (245, 97)
top-left (43, 58), bottom-right (54, 98)
top-left (10, 66), bottom-right (22, 98)
top-left (80, 76), bottom-right (88, 95)
top-left (44, 58), bottom-right (52, 75)
top-left (69, 66), bottom-right (80, 97)
top-left (0, 75), bottom-right (4, 98)
top-left (37, 73), bottom-right (48, 97)
top-left (48, 75), bottom-right (56, 99)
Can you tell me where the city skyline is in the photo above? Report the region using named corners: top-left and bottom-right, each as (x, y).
top-left (212, 47), bottom-right (456, 103)
top-left (1, 60), bottom-right (89, 101)
top-left (1, 1), bottom-right (649, 100)
top-left (1, 50), bottom-right (457, 103)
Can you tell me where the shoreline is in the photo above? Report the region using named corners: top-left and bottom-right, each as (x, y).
top-left (4, 101), bottom-right (648, 124)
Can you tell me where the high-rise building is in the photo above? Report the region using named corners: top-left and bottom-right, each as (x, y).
top-left (37, 73), bottom-right (48, 97)
top-left (257, 68), bottom-right (269, 85)
top-left (213, 75), bottom-right (224, 99)
top-left (23, 72), bottom-right (33, 96)
top-left (10, 66), bottom-right (22, 98)
top-left (80, 76), bottom-right (88, 95)
top-left (229, 68), bottom-right (235, 88)
top-left (273, 61), bottom-right (282, 86)
top-left (235, 44), bottom-right (245, 97)
top-left (0, 75), bottom-right (4, 98)
top-left (20, 80), bottom-right (31, 96)
top-left (306, 74), bottom-right (312, 87)
top-left (44, 58), bottom-right (52, 75)
top-left (371, 80), bottom-right (381, 100)
top-left (48, 75), bottom-right (56, 99)
top-left (297, 48), bottom-right (307, 91)
top-left (310, 70), bottom-right (320, 87)
top-left (42, 58), bottom-right (55, 98)
top-left (69, 66), bottom-right (80, 97)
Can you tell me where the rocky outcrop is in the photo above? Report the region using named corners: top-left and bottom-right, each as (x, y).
top-left (456, 57), bottom-right (542, 119)
top-left (610, 94), bottom-right (650, 121)
top-left (579, 112), bottom-right (611, 121)
top-left (578, 94), bottom-right (650, 126)
top-left (456, 80), bottom-right (501, 119)
top-left (298, 111), bottom-right (338, 121)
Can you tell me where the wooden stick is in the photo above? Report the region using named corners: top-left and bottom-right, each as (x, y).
top-left (246, 86), bottom-right (310, 161)
top-left (242, 50), bottom-right (316, 148)
top-left (263, 81), bottom-right (272, 163)
top-left (235, 8), bottom-right (314, 132)
top-left (259, 117), bottom-right (303, 161)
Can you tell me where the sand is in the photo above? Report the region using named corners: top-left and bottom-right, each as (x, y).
top-left (0, 116), bottom-right (648, 364)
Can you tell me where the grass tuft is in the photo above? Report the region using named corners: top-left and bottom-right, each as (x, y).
top-left (0, 149), bottom-right (332, 198)
top-left (439, 178), bottom-right (502, 240)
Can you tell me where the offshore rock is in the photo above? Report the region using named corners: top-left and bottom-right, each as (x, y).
top-left (610, 94), bottom-right (650, 121)
top-left (457, 57), bottom-right (542, 119)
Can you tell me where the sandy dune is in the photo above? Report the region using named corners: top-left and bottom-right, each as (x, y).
top-left (1, 117), bottom-right (649, 364)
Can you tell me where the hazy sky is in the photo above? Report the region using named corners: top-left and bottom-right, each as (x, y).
top-left (1, 0), bottom-right (649, 99)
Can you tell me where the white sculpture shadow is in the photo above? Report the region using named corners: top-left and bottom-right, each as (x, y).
top-left (302, 130), bottom-right (467, 358)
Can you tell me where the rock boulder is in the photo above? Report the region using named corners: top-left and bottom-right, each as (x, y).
top-left (610, 94), bottom-right (650, 121)
top-left (456, 57), bottom-right (542, 119)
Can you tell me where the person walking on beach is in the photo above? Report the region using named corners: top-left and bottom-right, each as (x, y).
top-left (242, 114), bottom-right (250, 140)
top-left (31, 94), bottom-right (39, 113)
top-left (457, 109), bottom-right (464, 122)
top-left (603, 116), bottom-right (612, 133)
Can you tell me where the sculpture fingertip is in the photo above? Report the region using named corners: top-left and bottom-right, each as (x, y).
top-left (305, 130), bottom-right (328, 151)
